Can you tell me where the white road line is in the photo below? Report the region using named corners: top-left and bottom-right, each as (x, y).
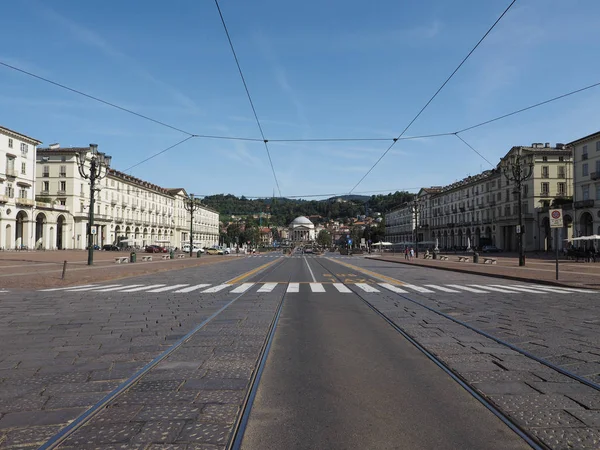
top-left (97, 285), bottom-right (142, 292)
top-left (120, 284), bottom-right (166, 293)
top-left (310, 283), bottom-right (326, 293)
top-left (40, 284), bottom-right (98, 292)
top-left (355, 283), bottom-right (380, 293)
top-left (174, 284), bottom-right (210, 293)
top-left (287, 283), bottom-right (300, 293)
top-left (379, 283), bottom-right (409, 293)
top-left (333, 283), bottom-right (352, 293)
top-left (67, 284), bottom-right (122, 292)
top-left (492, 285), bottom-right (543, 294)
top-left (304, 256), bottom-right (317, 282)
top-left (471, 285), bottom-right (521, 293)
top-left (257, 283), bottom-right (277, 293)
top-left (518, 285), bottom-right (598, 294)
top-left (230, 283), bottom-right (254, 293)
top-left (402, 284), bottom-right (435, 293)
top-left (202, 284), bottom-right (230, 293)
top-left (146, 284), bottom-right (190, 293)
top-left (446, 284), bottom-right (490, 293)
top-left (424, 285), bottom-right (460, 293)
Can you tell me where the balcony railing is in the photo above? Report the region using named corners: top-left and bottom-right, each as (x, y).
top-left (0, 194), bottom-right (8, 203)
top-left (57, 190), bottom-right (66, 195)
top-left (15, 198), bottom-right (35, 206)
top-left (6, 169), bottom-right (17, 177)
top-left (591, 172), bottom-right (600, 181)
top-left (582, 153), bottom-right (588, 160)
top-left (574, 199), bottom-right (595, 208)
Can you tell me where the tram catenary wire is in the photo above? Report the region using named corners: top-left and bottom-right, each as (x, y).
top-left (39, 256), bottom-right (287, 450)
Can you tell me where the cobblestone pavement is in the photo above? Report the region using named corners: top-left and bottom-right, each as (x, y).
top-left (368, 252), bottom-right (600, 289)
top-left (333, 257), bottom-right (600, 449)
top-left (0, 249), bottom-right (282, 290)
top-left (0, 256), bottom-right (281, 448)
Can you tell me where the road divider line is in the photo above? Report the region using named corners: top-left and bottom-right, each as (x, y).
top-left (304, 256), bottom-right (317, 282)
top-left (226, 258), bottom-right (282, 285)
top-left (325, 258), bottom-right (406, 286)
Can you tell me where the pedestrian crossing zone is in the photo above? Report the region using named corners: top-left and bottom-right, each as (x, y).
top-left (38, 282), bottom-right (598, 295)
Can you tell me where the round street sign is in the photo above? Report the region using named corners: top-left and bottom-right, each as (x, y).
top-left (551, 210), bottom-right (561, 219)
top-left (549, 209), bottom-right (563, 228)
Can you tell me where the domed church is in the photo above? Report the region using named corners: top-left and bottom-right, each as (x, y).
top-left (289, 216), bottom-right (315, 242)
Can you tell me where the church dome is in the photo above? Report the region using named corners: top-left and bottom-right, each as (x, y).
top-left (290, 216), bottom-right (315, 228)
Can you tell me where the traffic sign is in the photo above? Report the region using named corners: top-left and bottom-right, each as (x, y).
top-left (348, 239), bottom-right (353, 245)
top-left (549, 209), bottom-right (563, 228)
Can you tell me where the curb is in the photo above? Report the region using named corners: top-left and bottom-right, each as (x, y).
top-left (366, 256), bottom-right (593, 290)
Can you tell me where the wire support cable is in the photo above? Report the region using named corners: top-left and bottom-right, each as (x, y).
top-left (123, 136), bottom-right (195, 172)
top-left (214, 0), bottom-right (282, 196)
top-left (349, 0), bottom-right (517, 194)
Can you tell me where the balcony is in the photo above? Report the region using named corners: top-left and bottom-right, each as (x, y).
top-left (582, 153), bottom-right (588, 160)
top-left (57, 190), bottom-right (66, 196)
top-left (591, 172), bottom-right (600, 181)
top-left (574, 199), bottom-right (595, 208)
top-left (6, 168), bottom-right (17, 178)
top-left (42, 172), bottom-right (49, 178)
top-left (0, 194), bottom-right (8, 203)
top-left (15, 197), bottom-right (35, 207)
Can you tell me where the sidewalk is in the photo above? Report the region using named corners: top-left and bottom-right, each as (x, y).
top-left (0, 249), bottom-right (236, 290)
top-left (367, 252), bottom-right (600, 289)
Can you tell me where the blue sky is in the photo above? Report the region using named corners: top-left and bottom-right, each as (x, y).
top-left (1, 0), bottom-right (599, 199)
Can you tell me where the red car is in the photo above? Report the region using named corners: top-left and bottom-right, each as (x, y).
top-left (145, 245), bottom-right (163, 253)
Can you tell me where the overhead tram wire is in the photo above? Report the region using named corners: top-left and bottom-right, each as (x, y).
top-left (196, 187), bottom-right (423, 199)
top-left (348, 0), bottom-right (517, 194)
top-left (454, 134), bottom-right (494, 167)
top-left (123, 136), bottom-right (195, 172)
top-left (214, 0), bottom-right (282, 197)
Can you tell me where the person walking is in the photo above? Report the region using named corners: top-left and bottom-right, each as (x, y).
top-left (409, 247), bottom-right (414, 260)
top-left (405, 247), bottom-right (409, 260)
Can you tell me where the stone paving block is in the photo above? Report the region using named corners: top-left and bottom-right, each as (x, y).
top-left (182, 378), bottom-right (248, 391)
top-left (489, 394), bottom-right (584, 412)
top-left (0, 394), bottom-right (49, 412)
top-left (0, 383), bottom-right (42, 400)
top-left (531, 427), bottom-right (600, 450)
top-left (204, 368), bottom-right (253, 380)
top-left (61, 423), bottom-right (144, 446)
top-left (130, 380), bottom-right (184, 392)
top-left (116, 391), bottom-right (197, 405)
top-left (133, 405), bottom-right (201, 422)
top-left (43, 380), bottom-right (120, 395)
top-left (510, 408), bottom-right (586, 428)
top-left (462, 370), bottom-right (542, 383)
top-left (32, 372), bottom-right (90, 384)
top-left (175, 422), bottom-right (231, 445)
top-left (446, 361), bottom-right (503, 372)
top-left (45, 392), bottom-right (107, 409)
top-left (90, 370), bottom-right (138, 382)
top-left (0, 407), bottom-right (85, 429)
top-left (528, 382), bottom-right (596, 396)
top-left (194, 390), bottom-right (245, 405)
top-left (60, 444), bottom-right (146, 450)
top-left (143, 369), bottom-right (207, 382)
top-left (559, 362), bottom-right (600, 376)
top-left (567, 410), bottom-right (600, 428)
top-left (94, 405), bottom-right (143, 424)
top-left (532, 369), bottom-right (581, 383)
top-left (473, 381), bottom-right (539, 395)
top-left (152, 361), bottom-right (204, 372)
top-left (564, 391), bottom-right (600, 409)
top-left (0, 424), bottom-right (62, 447)
top-left (199, 404), bottom-right (239, 424)
top-left (131, 420), bottom-right (186, 444)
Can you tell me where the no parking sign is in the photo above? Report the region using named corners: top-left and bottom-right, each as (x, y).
top-left (549, 209), bottom-right (562, 228)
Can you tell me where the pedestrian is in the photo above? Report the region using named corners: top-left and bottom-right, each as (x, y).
top-left (405, 247), bottom-right (409, 260)
top-left (409, 247), bottom-right (414, 260)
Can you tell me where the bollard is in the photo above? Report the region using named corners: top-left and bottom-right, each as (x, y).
top-left (61, 260), bottom-right (67, 279)
top-left (197, 250), bottom-right (202, 258)
top-left (170, 249), bottom-right (175, 260)
top-left (473, 252), bottom-right (479, 264)
top-left (130, 251), bottom-right (137, 263)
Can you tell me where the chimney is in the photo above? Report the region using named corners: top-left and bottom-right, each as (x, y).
top-left (48, 143), bottom-right (60, 149)
top-left (556, 143), bottom-right (565, 149)
top-left (545, 143), bottom-right (550, 148)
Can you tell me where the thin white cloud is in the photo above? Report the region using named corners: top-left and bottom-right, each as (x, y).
top-left (30, 1), bottom-right (201, 114)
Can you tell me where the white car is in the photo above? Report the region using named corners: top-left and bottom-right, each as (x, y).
top-left (182, 245), bottom-right (204, 253)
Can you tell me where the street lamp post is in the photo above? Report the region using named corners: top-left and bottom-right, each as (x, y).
top-left (184, 194), bottom-right (201, 257)
top-left (501, 150), bottom-right (534, 267)
top-left (413, 198), bottom-right (419, 258)
top-left (76, 144), bottom-right (111, 266)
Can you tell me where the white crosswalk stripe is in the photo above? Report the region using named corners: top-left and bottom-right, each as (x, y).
top-left (174, 284), bottom-right (210, 293)
top-left (355, 283), bottom-right (380, 293)
top-left (333, 283), bottom-right (352, 293)
top-left (230, 283), bottom-right (255, 293)
top-left (257, 283), bottom-right (277, 293)
top-left (516, 284), bottom-right (596, 294)
top-left (492, 285), bottom-right (544, 294)
top-left (97, 284), bottom-right (140, 292)
top-left (40, 284), bottom-right (98, 292)
top-left (470, 285), bottom-right (521, 293)
top-left (120, 284), bottom-right (166, 292)
top-left (67, 284), bottom-right (122, 292)
top-left (446, 284), bottom-right (490, 293)
top-left (287, 283), bottom-right (300, 293)
top-left (424, 285), bottom-right (460, 293)
top-left (146, 284), bottom-right (189, 293)
top-left (310, 283), bottom-right (325, 293)
top-left (402, 284), bottom-right (435, 293)
top-left (202, 284), bottom-right (229, 293)
top-left (379, 283), bottom-right (409, 294)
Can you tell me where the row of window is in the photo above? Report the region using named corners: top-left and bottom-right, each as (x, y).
top-left (580, 185), bottom-right (600, 201)
top-left (5, 138), bottom-right (29, 156)
top-left (1, 182), bottom-right (28, 199)
top-left (581, 160), bottom-right (600, 177)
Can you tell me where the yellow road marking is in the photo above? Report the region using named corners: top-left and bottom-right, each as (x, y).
top-left (226, 259), bottom-right (281, 285)
top-left (326, 258), bottom-right (406, 285)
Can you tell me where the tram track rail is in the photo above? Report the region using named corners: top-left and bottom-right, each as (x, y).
top-left (311, 256), bottom-right (549, 450)
top-left (39, 257), bottom-right (287, 450)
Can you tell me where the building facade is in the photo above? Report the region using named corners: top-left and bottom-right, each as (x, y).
top-left (568, 131), bottom-right (600, 241)
top-left (36, 144), bottom-right (219, 250)
top-left (289, 216), bottom-right (315, 243)
top-left (385, 143), bottom-right (574, 252)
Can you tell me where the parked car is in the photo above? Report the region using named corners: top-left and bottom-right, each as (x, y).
top-left (86, 244), bottom-right (100, 250)
top-left (145, 245), bottom-right (163, 253)
top-left (102, 244), bottom-right (119, 251)
top-left (182, 245), bottom-right (204, 253)
top-left (482, 245), bottom-right (502, 253)
top-left (205, 248), bottom-right (220, 255)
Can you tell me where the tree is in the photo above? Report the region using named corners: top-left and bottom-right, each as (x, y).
top-left (316, 229), bottom-right (332, 247)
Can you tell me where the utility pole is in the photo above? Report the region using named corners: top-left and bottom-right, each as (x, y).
top-left (76, 144), bottom-right (111, 266)
top-left (502, 149), bottom-right (534, 267)
top-left (184, 194), bottom-right (201, 257)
